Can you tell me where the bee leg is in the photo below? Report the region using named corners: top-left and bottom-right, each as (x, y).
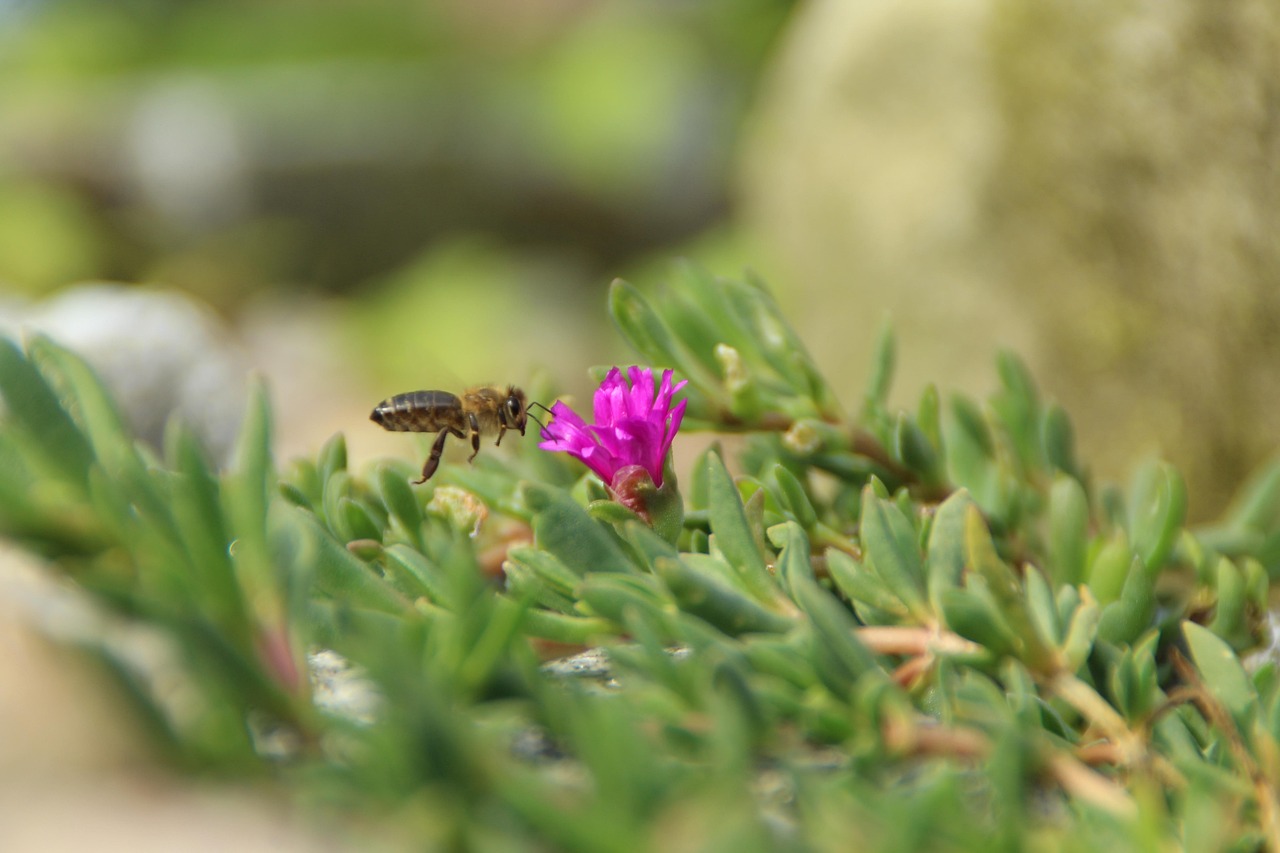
top-left (467, 413), bottom-right (481, 462)
top-left (414, 428), bottom-right (457, 484)
top-left (494, 425), bottom-right (507, 447)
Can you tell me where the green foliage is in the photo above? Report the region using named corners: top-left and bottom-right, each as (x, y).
top-left (3, 268), bottom-right (1280, 849)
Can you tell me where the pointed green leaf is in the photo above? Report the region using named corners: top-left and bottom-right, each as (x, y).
top-left (0, 336), bottom-right (94, 487)
top-left (860, 486), bottom-right (928, 620)
top-left (791, 571), bottom-right (878, 695)
top-left (925, 488), bottom-right (974, 605)
top-left (656, 557), bottom-right (794, 636)
top-left (28, 336), bottom-right (135, 468)
top-left (382, 543), bottom-right (450, 605)
top-left (917, 383), bottom-right (942, 452)
top-left (965, 506), bottom-right (1055, 670)
top-left (893, 413), bottom-right (940, 484)
top-left (575, 573), bottom-right (672, 629)
top-left (826, 547), bottom-right (910, 620)
top-left (1041, 403), bottom-right (1080, 478)
top-left (862, 319), bottom-right (896, 413)
top-left (1097, 555), bottom-right (1154, 645)
top-left (322, 469), bottom-right (354, 540)
top-left (1059, 595), bottom-right (1100, 672)
top-left (339, 496), bottom-right (382, 543)
top-left (992, 350), bottom-right (1040, 470)
top-left (1183, 621), bottom-right (1256, 724)
top-left (1087, 531), bottom-right (1133, 605)
top-left (771, 464), bottom-right (817, 530)
top-left (225, 376), bottom-right (274, 542)
top-left (1129, 461), bottom-right (1187, 572)
top-left (519, 608), bottom-right (615, 644)
top-left (377, 464), bottom-right (424, 545)
top-left (1024, 566), bottom-right (1060, 646)
top-left (289, 507), bottom-right (408, 614)
top-left (705, 449), bottom-right (777, 602)
top-left (1223, 456), bottom-right (1280, 534)
top-left (523, 482), bottom-right (634, 575)
top-left (675, 262), bottom-right (754, 355)
top-left (1048, 475), bottom-right (1089, 585)
top-left (938, 587), bottom-right (1019, 659)
top-left (1208, 557), bottom-right (1250, 649)
top-left (774, 521), bottom-right (813, 597)
top-left (316, 432), bottom-right (348, 485)
top-left (608, 279), bottom-right (685, 372)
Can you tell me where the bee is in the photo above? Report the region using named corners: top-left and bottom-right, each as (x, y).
top-left (370, 385), bottom-right (530, 484)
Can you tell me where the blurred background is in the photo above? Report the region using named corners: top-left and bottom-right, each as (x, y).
top-left (1, 0), bottom-right (1278, 514)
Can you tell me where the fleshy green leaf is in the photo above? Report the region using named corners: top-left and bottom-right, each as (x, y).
top-left (860, 485), bottom-right (928, 621)
top-left (607, 278), bottom-right (685, 373)
top-left (771, 464), bottom-right (817, 530)
top-left (0, 336), bottom-right (94, 488)
top-left (656, 556), bottom-right (794, 636)
top-left (705, 448), bottom-right (777, 603)
top-left (287, 507), bottom-right (408, 614)
top-left (1097, 565), bottom-right (1154, 647)
top-left (791, 571), bottom-right (879, 697)
top-left (925, 488), bottom-right (974, 606)
top-left (575, 573), bottom-right (672, 629)
top-left (1129, 461), bottom-right (1187, 571)
top-left (1183, 621), bottom-right (1256, 725)
top-left (524, 482), bottom-right (634, 575)
top-left (1048, 475), bottom-right (1089, 586)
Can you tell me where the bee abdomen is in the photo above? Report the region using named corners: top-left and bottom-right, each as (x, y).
top-left (370, 390), bottom-right (459, 432)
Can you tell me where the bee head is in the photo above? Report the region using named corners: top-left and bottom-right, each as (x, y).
top-left (504, 386), bottom-right (529, 435)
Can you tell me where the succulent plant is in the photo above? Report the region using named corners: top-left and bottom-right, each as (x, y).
top-left (1, 267), bottom-right (1279, 849)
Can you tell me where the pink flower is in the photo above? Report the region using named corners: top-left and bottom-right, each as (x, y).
top-left (539, 367), bottom-right (688, 489)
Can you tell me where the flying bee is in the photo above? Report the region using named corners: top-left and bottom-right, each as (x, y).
top-left (370, 385), bottom-right (538, 484)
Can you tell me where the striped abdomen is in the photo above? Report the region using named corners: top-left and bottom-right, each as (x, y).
top-left (370, 390), bottom-right (464, 433)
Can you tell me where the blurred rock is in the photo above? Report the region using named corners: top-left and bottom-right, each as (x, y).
top-left (742, 0), bottom-right (1280, 517)
top-left (0, 284), bottom-right (247, 465)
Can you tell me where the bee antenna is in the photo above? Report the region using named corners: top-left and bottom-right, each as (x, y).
top-left (527, 401), bottom-right (554, 433)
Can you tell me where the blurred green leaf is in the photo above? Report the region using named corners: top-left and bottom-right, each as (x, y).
top-left (1059, 594), bottom-right (1100, 672)
top-left (861, 319), bottom-right (896, 422)
top-left (1207, 557), bottom-right (1252, 650)
top-left (1048, 475), bottom-right (1089, 586)
top-left (771, 464), bottom-right (817, 530)
top-left (1129, 461), bottom-right (1187, 572)
top-left (0, 336), bottom-right (94, 488)
top-left (1096, 552), bottom-right (1155, 647)
top-left (1184, 622), bottom-right (1257, 725)
top-left (1041, 403), bottom-right (1080, 479)
top-left (576, 572), bottom-right (671, 631)
top-left (925, 488), bottom-right (974, 607)
top-left (859, 484), bottom-right (928, 621)
top-left (1088, 532), bottom-right (1134, 606)
top-left (705, 448), bottom-right (777, 604)
top-left (287, 507), bottom-right (408, 615)
top-left (791, 570), bottom-right (879, 697)
top-left (376, 464), bottom-right (424, 547)
top-left (656, 556), bottom-right (793, 636)
top-left (524, 482), bottom-right (635, 575)
top-left (1222, 455), bottom-right (1280, 534)
top-left (608, 278), bottom-right (686, 375)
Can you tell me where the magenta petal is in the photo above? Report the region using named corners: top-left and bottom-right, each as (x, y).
top-left (626, 366), bottom-right (655, 420)
top-left (660, 398), bottom-right (689, 460)
top-left (575, 445), bottom-right (621, 484)
top-left (593, 368), bottom-right (627, 426)
top-left (538, 366), bottom-right (687, 490)
top-left (538, 401), bottom-right (590, 451)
